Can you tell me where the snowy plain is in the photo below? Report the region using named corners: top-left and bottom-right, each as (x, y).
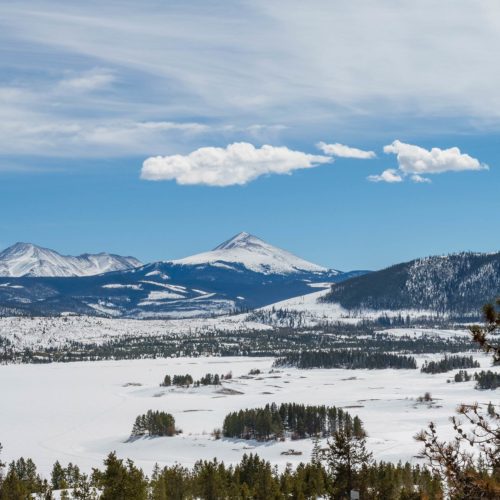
top-left (0, 314), bottom-right (272, 350)
top-left (0, 286), bottom-right (458, 351)
top-left (0, 354), bottom-right (497, 477)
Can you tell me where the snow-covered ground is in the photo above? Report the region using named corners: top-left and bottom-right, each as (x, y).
top-left (0, 286), bottom-right (463, 351)
top-left (0, 315), bottom-right (272, 350)
top-left (259, 289), bottom-right (440, 326)
top-left (376, 327), bottom-right (472, 339)
top-left (0, 354), bottom-right (497, 477)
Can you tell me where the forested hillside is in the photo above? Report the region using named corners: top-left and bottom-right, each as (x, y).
top-left (323, 252), bottom-right (500, 317)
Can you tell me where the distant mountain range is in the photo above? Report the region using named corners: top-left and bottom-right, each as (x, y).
top-left (0, 233), bottom-right (362, 318)
top-left (323, 251), bottom-right (500, 318)
top-left (0, 242), bottom-right (142, 277)
top-left (1, 237), bottom-right (497, 320)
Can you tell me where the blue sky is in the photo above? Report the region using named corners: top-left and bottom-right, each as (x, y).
top-left (0, 1), bottom-right (499, 270)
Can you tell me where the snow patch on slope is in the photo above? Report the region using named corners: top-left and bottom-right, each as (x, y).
top-left (256, 288), bottom-right (441, 326)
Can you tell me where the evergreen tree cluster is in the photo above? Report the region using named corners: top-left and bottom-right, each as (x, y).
top-left (198, 373), bottom-right (221, 386)
top-left (222, 403), bottom-right (364, 441)
top-left (161, 372), bottom-right (231, 388)
top-left (50, 460), bottom-right (82, 490)
top-left (474, 370), bottom-right (500, 390)
top-left (420, 354), bottom-right (480, 374)
top-left (274, 349), bottom-right (417, 369)
top-left (161, 374), bottom-right (193, 387)
top-left (454, 369), bottom-right (472, 382)
top-left (131, 410), bottom-right (176, 438)
top-left (0, 456), bottom-right (50, 498)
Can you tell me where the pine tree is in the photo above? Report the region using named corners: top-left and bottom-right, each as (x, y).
top-left (488, 402), bottom-right (495, 417)
top-left (0, 443), bottom-right (4, 482)
top-left (311, 435), bottom-right (321, 465)
top-left (51, 460), bottom-right (66, 490)
top-left (99, 452), bottom-right (147, 500)
top-left (72, 473), bottom-right (97, 500)
top-left (323, 428), bottom-right (372, 497)
top-left (0, 469), bottom-right (28, 499)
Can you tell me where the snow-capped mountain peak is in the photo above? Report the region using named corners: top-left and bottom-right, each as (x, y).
top-left (214, 231), bottom-right (269, 251)
top-left (173, 232), bottom-right (335, 275)
top-left (0, 242), bottom-right (142, 277)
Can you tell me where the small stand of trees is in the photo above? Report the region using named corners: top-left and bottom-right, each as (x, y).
top-left (274, 349), bottom-right (417, 369)
top-left (130, 410), bottom-right (176, 438)
top-left (161, 372), bottom-right (232, 387)
top-left (421, 354), bottom-right (480, 374)
top-left (474, 370), bottom-right (500, 390)
top-left (454, 369), bottom-right (472, 382)
top-left (222, 402), bottom-right (364, 441)
top-left (161, 374), bottom-right (193, 387)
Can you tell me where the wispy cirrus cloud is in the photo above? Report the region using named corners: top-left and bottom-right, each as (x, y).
top-left (316, 142), bottom-right (375, 159)
top-left (368, 140), bottom-right (488, 184)
top-left (56, 68), bottom-right (116, 93)
top-left (1, 1), bottom-right (500, 173)
top-left (141, 142), bottom-right (331, 186)
top-left (0, 70), bottom-right (211, 157)
top-left (1, 0), bottom-right (500, 163)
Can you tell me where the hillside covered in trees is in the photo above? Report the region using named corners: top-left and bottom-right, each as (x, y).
top-left (323, 252), bottom-right (500, 317)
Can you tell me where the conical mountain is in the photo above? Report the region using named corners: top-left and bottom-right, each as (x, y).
top-left (173, 231), bottom-right (336, 275)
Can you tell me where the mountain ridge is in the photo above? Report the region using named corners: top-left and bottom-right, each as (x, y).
top-left (323, 251), bottom-right (500, 318)
top-left (0, 242), bottom-right (142, 277)
top-left (0, 232), bottom-right (354, 318)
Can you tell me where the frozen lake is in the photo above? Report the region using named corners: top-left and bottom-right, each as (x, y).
top-left (0, 354), bottom-right (497, 476)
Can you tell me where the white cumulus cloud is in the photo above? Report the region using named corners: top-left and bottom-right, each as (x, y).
top-left (369, 140), bottom-right (488, 183)
top-left (367, 169), bottom-right (403, 183)
top-left (141, 142), bottom-right (331, 186)
top-left (316, 142), bottom-right (376, 159)
top-left (384, 140), bottom-right (487, 175)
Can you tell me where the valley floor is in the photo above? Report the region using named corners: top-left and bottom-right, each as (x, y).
top-left (0, 354), bottom-right (497, 477)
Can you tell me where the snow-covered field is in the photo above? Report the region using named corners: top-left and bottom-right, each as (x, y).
top-left (376, 327), bottom-right (472, 339)
top-left (0, 287), bottom-right (462, 351)
top-left (0, 315), bottom-right (271, 350)
top-left (0, 354), bottom-right (497, 477)
top-left (259, 289), bottom-right (440, 326)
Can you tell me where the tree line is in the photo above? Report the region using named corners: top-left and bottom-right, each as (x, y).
top-left (2, 319), bottom-right (480, 364)
top-left (222, 403), bottom-right (364, 442)
top-left (0, 440), bottom-right (443, 499)
top-left (274, 349), bottom-right (417, 369)
top-left (420, 354), bottom-right (480, 373)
